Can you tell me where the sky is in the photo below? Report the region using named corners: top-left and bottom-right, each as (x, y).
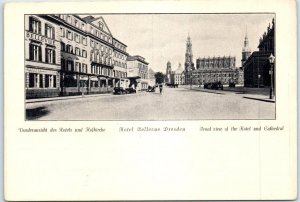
top-left (96, 14), bottom-right (274, 73)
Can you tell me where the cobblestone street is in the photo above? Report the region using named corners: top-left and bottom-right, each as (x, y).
top-left (26, 87), bottom-right (275, 120)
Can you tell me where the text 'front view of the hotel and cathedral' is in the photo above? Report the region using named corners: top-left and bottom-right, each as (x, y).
top-left (25, 14), bottom-right (275, 120)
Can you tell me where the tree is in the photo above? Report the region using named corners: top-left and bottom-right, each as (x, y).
top-left (154, 72), bottom-right (165, 84)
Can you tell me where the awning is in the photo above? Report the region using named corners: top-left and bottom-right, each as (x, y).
top-left (80, 76), bottom-right (88, 81)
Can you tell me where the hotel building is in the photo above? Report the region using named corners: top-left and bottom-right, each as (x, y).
top-left (25, 14), bottom-right (130, 98)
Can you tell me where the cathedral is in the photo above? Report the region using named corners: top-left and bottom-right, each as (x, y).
top-left (184, 34), bottom-right (243, 86)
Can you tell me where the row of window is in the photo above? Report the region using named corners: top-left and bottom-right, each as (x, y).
top-left (29, 44), bottom-right (56, 64)
top-left (192, 73), bottom-right (237, 77)
top-left (114, 51), bottom-right (126, 60)
top-left (114, 60), bottom-right (126, 68)
top-left (90, 52), bottom-right (112, 65)
top-left (28, 73), bottom-right (57, 88)
top-left (29, 17), bottom-right (55, 39)
top-left (60, 27), bottom-right (88, 45)
top-left (61, 42), bottom-right (87, 58)
top-left (113, 40), bottom-right (126, 52)
top-left (58, 15), bottom-right (86, 32)
top-left (90, 39), bottom-right (112, 54)
top-left (61, 59), bottom-right (88, 73)
top-left (90, 25), bottom-right (111, 43)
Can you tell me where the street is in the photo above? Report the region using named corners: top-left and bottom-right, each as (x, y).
top-left (26, 87), bottom-right (275, 120)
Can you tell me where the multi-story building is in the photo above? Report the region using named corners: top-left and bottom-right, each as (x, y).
top-left (25, 14), bottom-right (130, 98)
top-left (25, 15), bottom-right (61, 98)
top-left (243, 18), bottom-right (275, 87)
top-left (243, 19), bottom-right (276, 87)
top-left (194, 56), bottom-right (242, 85)
top-left (127, 55), bottom-right (149, 91)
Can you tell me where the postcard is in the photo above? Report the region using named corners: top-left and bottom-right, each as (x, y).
top-left (4, 0), bottom-right (297, 200)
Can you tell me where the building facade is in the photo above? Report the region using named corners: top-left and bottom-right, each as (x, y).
top-left (243, 18), bottom-right (275, 87)
top-left (127, 55), bottom-right (149, 91)
top-left (25, 14), bottom-right (131, 98)
top-left (194, 56), bottom-right (242, 85)
top-left (25, 15), bottom-right (61, 99)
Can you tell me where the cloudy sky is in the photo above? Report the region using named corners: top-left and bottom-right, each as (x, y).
top-left (99, 14), bottom-right (274, 72)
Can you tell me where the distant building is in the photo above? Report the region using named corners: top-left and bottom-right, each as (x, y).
top-left (148, 68), bottom-right (156, 86)
top-left (174, 63), bottom-right (184, 85)
top-left (127, 55), bottom-right (149, 91)
top-left (243, 18), bottom-right (275, 87)
top-left (194, 56), bottom-right (242, 85)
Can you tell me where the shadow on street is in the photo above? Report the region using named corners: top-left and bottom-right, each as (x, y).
top-left (26, 107), bottom-right (50, 120)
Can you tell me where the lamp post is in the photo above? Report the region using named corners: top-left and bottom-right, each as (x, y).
top-left (268, 53), bottom-right (275, 99)
top-left (258, 74), bottom-right (261, 88)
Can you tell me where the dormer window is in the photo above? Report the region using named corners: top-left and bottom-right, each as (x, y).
top-left (98, 22), bottom-right (103, 30)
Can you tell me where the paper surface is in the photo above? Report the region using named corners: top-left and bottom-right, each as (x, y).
top-left (4, 0), bottom-right (297, 200)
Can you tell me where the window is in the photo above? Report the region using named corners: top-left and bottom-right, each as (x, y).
top-left (66, 45), bottom-right (73, 54)
top-left (75, 20), bottom-right (78, 27)
top-left (90, 26), bottom-right (94, 34)
top-left (82, 36), bottom-right (87, 45)
top-left (44, 75), bottom-right (56, 88)
top-left (61, 59), bottom-right (65, 70)
top-left (29, 43), bottom-right (42, 61)
top-left (67, 15), bottom-right (72, 23)
top-left (45, 24), bottom-right (54, 39)
top-left (82, 64), bottom-right (87, 73)
top-left (29, 73), bottom-right (41, 88)
top-left (60, 27), bottom-right (65, 37)
top-left (61, 42), bottom-right (65, 52)
top-left (67, 30), bottom-right (73, 40)
top-left (45, 48), bottom-right (55, 64)
top-left (98, 22), bottom-right (103, 30)
top-left (81, 23), bottom-right (85, 31)
top-left (75, 34), bottom-right (80, 43)
top-left (67, 60), bottom-right (74, 71)
top-left (75, 62), bottom-right (81, 72)
top-left (75, 47), bottom-right (81, 56)
top-left (95, 30), bottom-right (99, 37)
top-left (29, 17), bottom-right (41, 34)
top-left (82, 50), bottom-right (87, 58)
top-left (90, 40), bottom-right (94, 47)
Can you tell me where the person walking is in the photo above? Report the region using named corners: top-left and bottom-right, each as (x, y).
top-left (159, 83), bottom-right (163, 94)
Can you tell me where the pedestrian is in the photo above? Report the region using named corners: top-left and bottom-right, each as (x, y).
top-left (159, 83), bottom-right (163, 94)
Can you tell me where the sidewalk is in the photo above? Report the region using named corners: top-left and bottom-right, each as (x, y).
top-left (188, 86), bottom-right (275, 103)
top-left (26, 91), bottom-right (145, 104)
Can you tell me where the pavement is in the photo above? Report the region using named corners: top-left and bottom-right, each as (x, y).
top-left (25, 87), bottom-right (275, 120)
top-left (187, 86), bottom-right (275, 103)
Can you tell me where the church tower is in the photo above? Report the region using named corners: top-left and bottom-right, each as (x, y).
top-left (241, 27), bottom-right (251, 66)
top-left (184, 34), bottom-right (195, 84)
top-left (184, 34), bottom-right (195, 72)
top-left (166, 61), bottom-right (172, 83)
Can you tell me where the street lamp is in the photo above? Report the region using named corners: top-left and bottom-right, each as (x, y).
top-left (268, 53), bottom-right (275, 99)
top-left (258, 74), bottom-right (261, 88)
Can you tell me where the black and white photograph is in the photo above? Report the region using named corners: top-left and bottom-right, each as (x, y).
top-left (25, 13), bottom-right (276, 120)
